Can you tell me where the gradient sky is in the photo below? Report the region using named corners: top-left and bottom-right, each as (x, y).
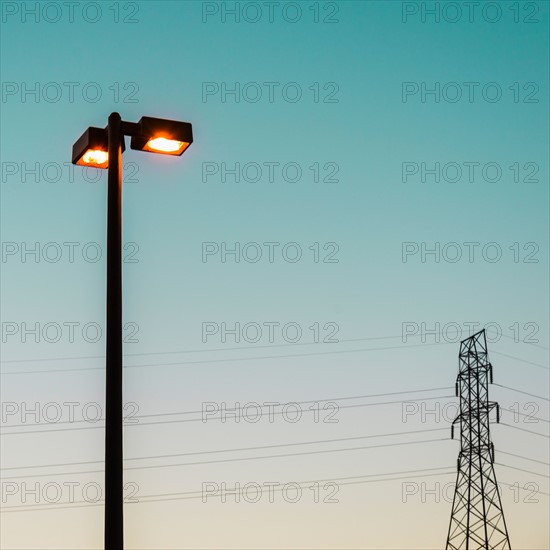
top-left (1, 1), bottom-right (549, 549)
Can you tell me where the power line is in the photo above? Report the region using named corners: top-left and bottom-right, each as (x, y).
top-left (0, 394), bottom-right (456, 436)
top-left (496, 463), bottom-right (550, 479)
top-left (498, 450), bottom-right (550, 467)
top-left (490, 350), bottom-right (549, 371)
top-left (498, 423), bottom-right (550, 439)
top-left (501, 408), bottom-right (550, 424)
top-left (0, 335), bottom-right (407, 364)
top-left (6, 431), bottom-right (547, 480)
top-left (0, 385), bottom-right (453, 429)
top-left (3, 327), bottom-right (546, 367)
top-left (493, 383), bottom-right (550, 402)
top-left (3, 385), bottom-right (547, 434)
top-left (0, 428), bottom-right (449, 473)
top-left (132, 473), bottom-right (550, 504)
top-left (498, 480), bottom-right (550, 497)
top-left (0, 341), bottom-right (453, 376)
top-left (0, 466), bottom-right (456, 513)
top-left (485, 329), bottom-right (549, 351)
top-left (2, 470), bottom-right (548, 515)
top-left (2, 340), bottom-right (547, 378)
top-left (1, 434), bottom-right (449, 480)
top-left (2, 342), bottom-right (545, 377)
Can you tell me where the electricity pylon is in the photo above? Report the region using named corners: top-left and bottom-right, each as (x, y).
top-left (446, 329), bottom-right (511, 550)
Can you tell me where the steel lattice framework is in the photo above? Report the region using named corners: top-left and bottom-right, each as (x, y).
top-left (446, 330), bottom-right (511, 550)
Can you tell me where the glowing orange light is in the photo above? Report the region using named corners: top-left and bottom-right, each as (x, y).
top-left (77, 149), bottom-right (109, 168)
top-left (144, 137), bottom-right (189, 155)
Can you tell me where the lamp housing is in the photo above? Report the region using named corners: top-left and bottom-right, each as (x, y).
top-left (130, 116), bottom-right (193, 156)
top-left (71, 127), bottom-right (125, 169)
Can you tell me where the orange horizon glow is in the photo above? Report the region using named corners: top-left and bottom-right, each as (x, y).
top-left (77, 149), bottom-right (109, 169)
top-left (144, 137), bottom-right (189, 155)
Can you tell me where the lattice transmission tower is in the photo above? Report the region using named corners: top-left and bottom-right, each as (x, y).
top-left (446, 329), bottom-right (511, 550)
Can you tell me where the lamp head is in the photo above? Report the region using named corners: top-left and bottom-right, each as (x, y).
top-left (130, 116), bottom-right (193, 156)
top-left (71, 127), bottom-right (125, 169)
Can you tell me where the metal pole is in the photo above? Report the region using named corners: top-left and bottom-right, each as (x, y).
top-left (105, 111), bottom-right (123, 550)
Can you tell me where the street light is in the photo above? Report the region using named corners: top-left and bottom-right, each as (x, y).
top-left (71, 113), bottom-right (193, 550)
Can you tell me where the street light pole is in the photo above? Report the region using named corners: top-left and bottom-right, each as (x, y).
top-left (105, 111), bottom-right (124, 550)
top-left (72, 112), bottom-right (193, 550)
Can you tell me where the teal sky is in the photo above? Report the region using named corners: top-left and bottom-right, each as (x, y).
top-left (1, 1), bottom-right (548, 549)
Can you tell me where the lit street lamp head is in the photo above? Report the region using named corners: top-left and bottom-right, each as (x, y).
top-left (130, 116), bottom-right (193, 156)
top-left (71, 126), bottom-right (113, 169)
top-left (71, 114), bottom-right (193, 168)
